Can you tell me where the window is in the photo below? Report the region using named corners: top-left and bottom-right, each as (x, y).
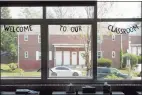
top-left (132, 47), bottom-right (137, 55)
top-left (112, 34), bottom-right (115, 41)
top-left (1, 7), bottom-right (43, 19)
top-left (97, 2), bottom-right (141, 18)
top-left (55, 67), bottom-right (69, 70)
top-left (97, 51), bottom-right (102, 58)
top-left (49, 51), bottom-right (52, 60)
top-left (0, 1), bottom-right (141, 85)
top-left (0, 25), bottom-right (41, 78)
top-left (138, 47), bottom-right (141, 56)
top-left (48, 25), bottom-right (92, 78)
top-left (112, 51), bottom-right (115, 58)
top-left (46, 6), bottom-right (94, 19)
top-left (36, 51), bottom-right (41, 60)
top-left (97, 22), bottom-right (141, 80)
top-left (24, 35), bottom-right (28, 41)
top-left (24, 51), bottom-right (28, 58)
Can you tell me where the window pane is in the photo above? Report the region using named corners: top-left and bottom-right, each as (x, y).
top-left (46, 6), bottom-right (94, 19)
top-left (1, 7), bottom-right (43, 19)
top-left (97, 22), bottom-right (141, 80)
top-left (0, 25), bottom-right (41, 79)
top-left (97, 2), bottom-right (141, 18)
top-left (48, 25), bottom-right (92, 78)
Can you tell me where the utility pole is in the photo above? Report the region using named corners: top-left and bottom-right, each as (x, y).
top-left (120, 34), bottom-right (123, 69)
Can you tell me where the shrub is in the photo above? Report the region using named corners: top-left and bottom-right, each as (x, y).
top-left (8, 63), bottom-right (18, 71)
top-left (98, 58), bottom-right (112, 67)
top-left (12, 68), bottom-right (24, 73)
top-left (137, 56), bottom-right (141, 64)
top-left (105, 74), bottom-right (123, 80)
top-left (132, 72), bottom-right (140, 77)
top-left (123, 53), bottom-right (138, 69)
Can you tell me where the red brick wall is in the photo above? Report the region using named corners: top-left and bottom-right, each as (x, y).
top-left (97, 35), bottom-right (129, 68)
top-left (19, 34), bottom-right (129, 71)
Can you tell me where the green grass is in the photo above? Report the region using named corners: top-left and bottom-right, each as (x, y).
top-left (119, 69), bottom-right (139, 77)
top-left (119, 69), bottom-right (129, 74)
top-left (1, 72), bottom-right (41, 77)
top-left (1, 64), bottom-right (11, 70)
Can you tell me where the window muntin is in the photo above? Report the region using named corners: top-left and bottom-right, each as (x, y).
top-left (48, 25), bottom-right (92, 78)
top-left (1, 7), bottom-right (43, 19)
top-left (97, 2), bottom-right (141, 18)
top-left (0, 25), bottom-right (41, 78)
top-left (24, 51), bottom-right (28, 58)
top-left (97, 22), bottom-right (141, 80)
top-left (46, 6), bottom-right (94, 19)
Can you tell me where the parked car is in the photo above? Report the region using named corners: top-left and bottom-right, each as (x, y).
top-left (97, 67), bottom-right (131, 79)
top-left (50, 66), bottom-right (82, 77)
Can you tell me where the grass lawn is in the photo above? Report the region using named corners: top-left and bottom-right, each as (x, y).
top-left (1, 72), bottom-right (41, 77)
top-left (119, 69), bottom-right (140, 77)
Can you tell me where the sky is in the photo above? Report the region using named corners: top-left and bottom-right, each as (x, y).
top-left (8, 2), bottom-right (141, 35)
top-left (9, 2), bottom-right (141, 19)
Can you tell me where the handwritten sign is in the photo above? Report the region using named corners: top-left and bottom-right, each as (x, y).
top-left (4, 25), bottom-right (32, 32)
top-left (108, 24), bottom-right (139, 34)
top-left (60, 25), bottom-right (82, 32)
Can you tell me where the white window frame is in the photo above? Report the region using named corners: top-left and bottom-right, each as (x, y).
top-left (36, 51), bottom-right (41, 60)
top-left (112, 51), bottom-right (115, 58)
top-left (24, 35), bottom-right (28, 41)
top-left (112, 34), bottom-right (115, 41)
top-left (97, 51), bottom-right (102, 58)
top-left (38, 35), bottom-right (41, 43)
top-left (24, 51), bottom-right (28, 58)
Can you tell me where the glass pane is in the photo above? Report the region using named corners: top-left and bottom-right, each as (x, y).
top-left (1, 7), bottom-right (43, 19)
top-left (48, 25), bottom-right (92, 78)
top-left (46, 6), bottom-right (94, 19)
top-left (97, 22), bottom-right (141, 80)
top-left (0, 25), bottom-right (41, 79)
top-left (97, 2), bottom-right (141, 18)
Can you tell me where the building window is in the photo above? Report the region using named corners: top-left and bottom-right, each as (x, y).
top-left (49, 51), bottom-right (52, 60)
top-left (36, 51), bottom-right (41, 60)
top-left (112, 34), bottom-right (115, 41)
top-left (132, 47), bottom-right (137, 55)
top-left (138, 47), bottom-right (141, 56)
top-left (97, 51), bottom-right (102, 58)
top-left (24, 51), bottom-right (28, 58)
top-left (112, 51), bottom-right (115, 58)
top-left (24, 35), bottom-right (28, 41)
top-left (38, 35), bottom-right (41, 43)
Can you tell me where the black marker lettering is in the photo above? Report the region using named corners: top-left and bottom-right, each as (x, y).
top-left (4, 25), bottom-right (10, 31)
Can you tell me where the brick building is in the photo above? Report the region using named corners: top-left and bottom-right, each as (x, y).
top-left (18, 25), bottom-right (141, 71)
